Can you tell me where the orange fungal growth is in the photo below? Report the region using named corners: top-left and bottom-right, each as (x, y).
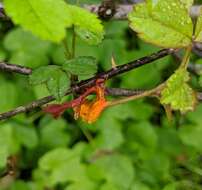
top-left (44, 79), bottom-right (109, 123)
top-left (74, 96), bottom-right (109, 124)
top-left (74, 84), bottom-right (109, 123)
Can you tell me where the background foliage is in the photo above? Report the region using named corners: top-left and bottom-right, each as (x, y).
top-left (1, 0), bottom-right (202, 190)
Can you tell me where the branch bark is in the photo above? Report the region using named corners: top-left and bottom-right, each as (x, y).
top-left (0, 62), bottom-right (32, 75)
top-left (0, 49), bottom-right (174, 120)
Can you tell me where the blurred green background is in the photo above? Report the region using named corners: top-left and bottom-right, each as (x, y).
top-left (1, 0), bottom-right (202, 190)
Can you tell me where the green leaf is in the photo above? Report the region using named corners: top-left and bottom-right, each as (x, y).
top-left (4, 28), bottom-right (51, 68)
top-left (67, 5), bottom-right (104, 45)
top-left (131, 181), bottom-right (151, 190)
top-left (93, 155), bottom-right (135, 189)
top-left (0, 123), bottom-right (21, 168)
top-left (128, 0), bottom-right (193, 48)
top-left (29, 66), bottom-right (70, 100)
top-left (160, 68), bottom-right (196, 113)
top-left (32, 84), bottom-right (50, 99)
top-left (0, 79), bottom-right (18, 112)
top-left (125, 121), bottom-right (157, 159)
top-left (95, 117), bottom-right (124, 150)
top-left (39, 148), bottom-right (74, 171)
top-left (75, 27), bottom-right (104, 45)
top-left (86, 164), bottom-right (106, 182)
top-left (39, 117), bottom-right (70, 148)
top-left (48, 158), bottom-right (86, 185)
top-left (157, 127), bottom-right (183, 156)
top-left (15, 125), bottom-right (38, 149)
top-left (132, 101), bottom-right (155, 120)
top-left (46, 70), bottom-right (70, 100)
top-left (185, 104), bottom-right (202, 125)
top-left (0, 46), bottom-right (7, 61)
top-left (65, 179), bottom-right (96, 190)
top-left (0, 146), bottom-right (8, 169)
top-left (38, 148), bottom-right (87, 186)
top-left (62, 56), bottom-right (97, 80)
top-left (4, 0), bottom-right (72, 42)
top-left (163, 182), bottom-right (177, 190)
top-left (50, 44), bottom-right (67, 65)
top-left (195, 9), bottom-right (202, 42)
top-left (179, 124), bottom-right (202, 151)
top-left (140, 153), bottom-right (170, 182)
top-left (100, 182), bottom-right (119, 190)
top-left (30, 66), bottom-right (58, 85)
top-left (10, 180), bottom-right (31, 190)
top-left (180, 0), bottom-right (193, 9)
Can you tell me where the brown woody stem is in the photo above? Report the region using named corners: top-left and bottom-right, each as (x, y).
top-left (0, 49), bottom-right (175, 121)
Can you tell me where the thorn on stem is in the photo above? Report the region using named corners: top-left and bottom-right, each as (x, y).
top-left (111, 54), bottom-right (117, 69)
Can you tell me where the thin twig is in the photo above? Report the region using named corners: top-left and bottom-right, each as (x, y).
top-left (108, 83), bottom-right (165, 106)
top-left (105, 87), bottom-right (145, 96)
top-left (0, 88), bottom-right (145, 121)
top-left (0, 49), bottom-right (174, 121)
top-left (62, 40), bottom-right (71, 59)
top-left (0, 96), bottom-right (54, 121)
top-left (0, 62), bottom-right (32, 75)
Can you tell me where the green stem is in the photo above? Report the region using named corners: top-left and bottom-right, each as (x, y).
top-left (79, 125), bottom-right (95, 148)
top-left (108, 83), bottom-right (165, 107)
top-left (180, 45), bottom-right (192, 69)
top-left (63, 39), bottom-right (71, 59)
top-left (70, 26), bottom-right (78, 87)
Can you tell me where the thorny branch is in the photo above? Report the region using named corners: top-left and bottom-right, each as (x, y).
top-left (0, 49), bottom-right (175, 121)
top-left (0, 48), bottom-right (202, 121)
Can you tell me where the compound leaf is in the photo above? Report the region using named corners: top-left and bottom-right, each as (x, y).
top-left (160, 68), bottom-right (196, 113)
top-left (128, 0), bottom-right (193, 48)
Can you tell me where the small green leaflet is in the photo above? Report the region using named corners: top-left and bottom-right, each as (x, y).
top-left (194, 9), bottom-right (202, 42)
top-left (128, 0), bottom-right (193, 48)
top-left (160, 69), bottom-right (197, 113)
top-left (29, 66), bottom-right (70, 100)
top-left (4, 0), bottom-right (72, 43)
top-left (62, 56), bottom-right (98, 80)
top-left (75, 27), bottom-right (104, 45)
top-left (67, 5), bottom-right (104, 45)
